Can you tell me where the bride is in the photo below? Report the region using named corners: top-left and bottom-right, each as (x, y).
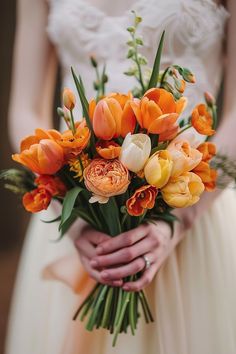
top-left (5, 0), bottom-right (236, 353)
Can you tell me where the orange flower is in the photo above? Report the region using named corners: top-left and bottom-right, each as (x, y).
top-left (130, 88), bottom-right (187, 135)
top-left (192, 161), bottom-right (217, 191)
top-left (90, 93), bottom-right (136, 140)
top-left (22, 187), bottom-right (52, 213)
top-left (57, 120), bottom-right (90, 158)
top-left (12, 132), bottom-right (64, 175)
top-left (63, 88), bottom-right (76, 110)
top-left (96, 141), bottom-right (121, 159)
top-left (191, 104), bottom-right (215, 136)
top-left (83, 158), bottom-right (130, 201)
top-left (35, 175), bottom-right (67, 197)
top-left (197, 142), bottom-right (216, 162)
top-left (126, 185), bottom-right (158, 216)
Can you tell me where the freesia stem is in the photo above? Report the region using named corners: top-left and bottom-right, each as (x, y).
top-left (176, 124), bottom-right (191, 137)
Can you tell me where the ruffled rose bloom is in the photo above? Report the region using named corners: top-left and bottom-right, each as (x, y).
top-left (35, 175), bottom-right (67, 197)
top-left (130, 88), bottom-right (187, 136)
top-left (22, 187), bottom-right (52, 213)
top-left (90, 92), bottom-right (136, 140)
top-left (144, 150), bottom-right (173, 189)
top-left (191, 104), bottom-right (215, 136)
top-left (161, 172), bottom-right (205, 208)
top-left (167, 140), bottom-right (202, 177)
top-left (83, 158), bottom-right (130, 203)
top-left (12, 129), bottom-right (64, 175)
top-left (126, 185), bottom-right (158, 216)
top-left (57, 120), bottom-right (90, 158)
top-left (96, 140), bottom-right (121, 160)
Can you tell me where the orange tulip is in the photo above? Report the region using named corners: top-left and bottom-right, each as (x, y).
top-left (197, 142), bottom-right (216, 162)
top-left (22, 187), bottom-right (52, 213)
top-left (63, 88), bottom-right (76, 110)
top-left (96, 140), bottom-right (121, 159)
top-left (57, 120), bottom-right (91, 158)
top-left (192, 161), bottom-right (217, 191)
top-left (35, 175), bottom-right (67, 197)
top-left (130, 88), bottom-right (187, 135)
top-left (191, 104), bottom-right (215, 136)
top-left (12, 136), bottom-right (64, 175)
top-left (126, 185), bottom-right (158, 216)
top-left (91, 93), bottom-right (136, 140)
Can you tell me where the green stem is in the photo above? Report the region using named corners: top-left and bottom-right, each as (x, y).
top-left (112, 291), bottom-right (131, 346)
top-left (86, 285), bottom-right (108, 331)
top-left (101, 287), bottom-right (113, 328)
top-left (70, 109), bottom-right (76, 134)
top-left (176, 124), bottom-right (191, 137)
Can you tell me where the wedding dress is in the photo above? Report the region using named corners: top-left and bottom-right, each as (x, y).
top-left (5, 1), bottom-right (236, 354)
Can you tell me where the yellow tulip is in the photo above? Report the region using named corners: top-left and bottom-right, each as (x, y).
top-left (144, 150), bottom-right (173, 189)
top-left (161, 172), bottom-right (205, 208)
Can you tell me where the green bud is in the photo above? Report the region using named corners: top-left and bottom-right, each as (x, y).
top-left (90, 56), bottom-right (98, 68)
top-left (127, 26), bottom-right (135, 33)
top-left (126, 40), bottom-right (134, 47)
top-left (57, 107), bottom-right (65, 117)
top-left (138, 54), bottom-right (147, 65)
top-left (102, 74), bottom-right (108, 83)
top-left (135, 16), bottom-right (142, 26)
top-left (136, 37), bottom-right (143, 45)
top-left (93, 81), bottom-right (100, 90)
top-left (127, 48), bottom-right (135, 58)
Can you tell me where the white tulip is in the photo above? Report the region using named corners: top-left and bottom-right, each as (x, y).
top-left (171, 127), bottom-right (205, 148)
top-left (119, 133), bottom-right (151, 173)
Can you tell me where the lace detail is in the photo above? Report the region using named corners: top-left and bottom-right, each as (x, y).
top-left (47, 0), bottom-right (229, 114)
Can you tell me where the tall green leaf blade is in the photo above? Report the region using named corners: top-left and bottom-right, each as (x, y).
top-left (148, 31), bottom-right (165, 89)
top-left (59, 186), bottom-right (83, 230)
top-left (99, 197), bottom-right (122, 236)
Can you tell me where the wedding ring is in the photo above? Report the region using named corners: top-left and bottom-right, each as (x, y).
top-left (142, 255), bottom-right (151, 270)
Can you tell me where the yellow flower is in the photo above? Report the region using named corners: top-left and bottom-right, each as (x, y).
top-left (161, 172), bottom-right (204, 208)
top-left (68, 153), bottom-right (90, 181)
top-left (144, 150), bottom-right (173, 189)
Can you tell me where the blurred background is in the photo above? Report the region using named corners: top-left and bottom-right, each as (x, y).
top-left (0, 2), bottom-right (60, 352)
top-left (0, 1), bottom-right (27, 352)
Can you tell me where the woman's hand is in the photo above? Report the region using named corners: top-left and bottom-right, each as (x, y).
top-left (74, 218), bottom-right (185, 292)
top-left (74, 225), bottom-right (123, 287)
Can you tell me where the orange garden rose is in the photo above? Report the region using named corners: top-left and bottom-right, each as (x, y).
top-left (197, 142), bottom-right (216, 162)
top-left (96, 140), bottom-right (121, 159)
top-left (12, 129), bottom-right (64, 175)
top-left (23, 187), bottom-right (52, 213)
top-left (191, 104), bottom-right (215, 136)
top-left (126, 185), bottom-right (158, 216)
top-left (83, 158), bottom-right (130, 201)
top-left (90, 93), bottom-right (136, 140)
top-left (35, 175), bottom-right (67, 197)
top-left (62, 88), bottom-right (76, 110)
top-left (162, 172), bottom-right (205, 208)
top-left (192, 161), bottom-right (217, 191)
top-left (130, 88), bottom-right (187, 137)
top-left (167, 140), bottom-right (202, 177)
top-left (57, 120), bottom-right (91, 158)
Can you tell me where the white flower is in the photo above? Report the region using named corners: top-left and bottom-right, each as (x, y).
top-left (171, 127), bottom-right (205, 148)
top-left (119, 133), bottom-right (151, 173)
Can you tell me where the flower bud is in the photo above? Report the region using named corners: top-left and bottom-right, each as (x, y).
top-left (204, 91), bottom-right (215, 107)
top-left (120, 133), bottom-right (151, 172)
top-left (62, 88), bottom-right (76, 110)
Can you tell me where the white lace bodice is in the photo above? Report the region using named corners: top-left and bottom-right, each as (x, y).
top-left (47, 0), bottom-right (228, 117)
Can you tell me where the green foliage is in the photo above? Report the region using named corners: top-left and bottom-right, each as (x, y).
top-left (148, 31), bottom-right (165, 89)
top-left (59, 186), bottom-right (83, 231)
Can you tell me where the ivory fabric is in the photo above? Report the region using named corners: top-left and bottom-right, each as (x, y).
top-left (6, 1), bottom-right (236, 354)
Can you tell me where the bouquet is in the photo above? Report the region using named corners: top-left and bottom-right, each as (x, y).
top-left (1, 12), bottom-right (220, 346)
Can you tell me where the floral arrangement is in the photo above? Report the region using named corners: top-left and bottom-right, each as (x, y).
top-left (1, 12), bottom-right (219, 346)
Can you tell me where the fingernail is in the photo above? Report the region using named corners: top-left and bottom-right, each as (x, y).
top-left (123, 285), bottom-right (130, 291)
top-left (96, 246), bottom-right (103, 255)
top-left (90, 260), bottom-right (98, 267)
top-left (101, 271), bottom-right (109, 279)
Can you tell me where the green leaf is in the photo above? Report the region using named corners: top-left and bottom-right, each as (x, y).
top-left (148, 31), bottom-right (165, 89)
top-left (59, 186), bottom-right (83, 230)
top-left (41, 215), bottom-right (61, 224)
top-left (99, 197), bottom-right (122, 236)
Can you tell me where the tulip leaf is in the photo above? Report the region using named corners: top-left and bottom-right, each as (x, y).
top-left (59, 186), bottom-right (83, 231)
top-left (99, 197), bottom-right (122, 236)
top-left (41, 215), bottom-right (61, 224)
top-left (148, 31), bottom-right (165, 89)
